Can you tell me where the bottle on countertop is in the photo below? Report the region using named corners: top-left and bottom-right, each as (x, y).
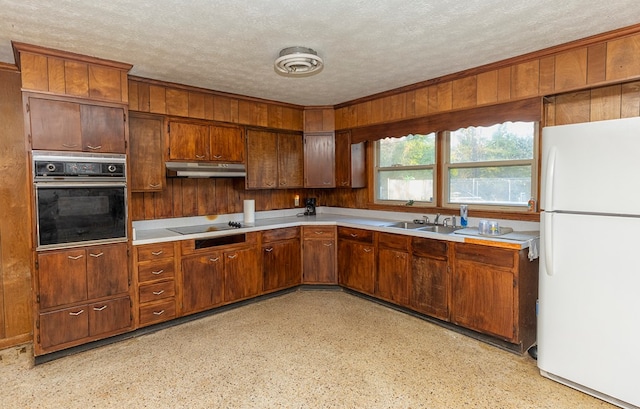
top-left (460, 204), bottom-right (468, 227)
top-left (527, 197), bottom-right (537, 212)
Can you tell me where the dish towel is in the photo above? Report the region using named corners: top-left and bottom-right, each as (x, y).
top-left (527, 238), bottom-right (540, 261)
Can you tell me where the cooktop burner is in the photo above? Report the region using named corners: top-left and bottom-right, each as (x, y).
top-left (168, 221), bottom-right (243, 235)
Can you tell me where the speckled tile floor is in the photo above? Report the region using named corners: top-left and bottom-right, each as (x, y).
top-left (2, 290), bottom-right (614, 408)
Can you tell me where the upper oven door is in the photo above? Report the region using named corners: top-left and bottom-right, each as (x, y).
top-left (35, 182), bottom-right (127, 250)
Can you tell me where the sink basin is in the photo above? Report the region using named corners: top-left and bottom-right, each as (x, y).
top-left (418, 225), bottom-right (460, 234)
top-left (385, 221), bottom-right (426, 229)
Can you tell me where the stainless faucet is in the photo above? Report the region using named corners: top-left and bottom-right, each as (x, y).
top-left (423, 215), bottom-right (430, 224)
top-left (442, 217), bottom-right (451, 227)
top-left (434, 213), bottom-right (441, 225)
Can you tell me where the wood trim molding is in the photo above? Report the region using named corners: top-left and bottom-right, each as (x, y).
top-left (12, 41), bottom-right (133, 71)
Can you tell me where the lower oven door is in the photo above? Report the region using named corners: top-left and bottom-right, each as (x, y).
top-left (35, 182), bottom-right (127, 250)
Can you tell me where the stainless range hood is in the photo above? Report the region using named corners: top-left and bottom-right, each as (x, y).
top-left (165, 162), bottom-right (246, 178)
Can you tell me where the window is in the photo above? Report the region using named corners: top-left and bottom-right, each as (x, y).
top-left (375, 133), bottom-right (436, 205)
top-left (445, 122), bottom-right (537, 209)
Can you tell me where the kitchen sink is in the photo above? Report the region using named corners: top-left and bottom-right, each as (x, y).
top-left (418, 225), bottom-right (460, 234)
top-left (385, 221), bottom-right (426, 229)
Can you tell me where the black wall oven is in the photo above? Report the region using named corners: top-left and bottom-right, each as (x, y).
top-left (33, 151), bottom-right (127, 250)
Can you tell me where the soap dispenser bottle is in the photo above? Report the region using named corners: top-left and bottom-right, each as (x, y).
top-left (460, 204), bottom-right (468, 227)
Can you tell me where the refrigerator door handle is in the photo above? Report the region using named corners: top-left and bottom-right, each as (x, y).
top-left (544, 212), bottom-right (554, 276)
top-left (544, 146), bottom-right (557, 211)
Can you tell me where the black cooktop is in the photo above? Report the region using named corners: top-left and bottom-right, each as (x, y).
top-left (168, 221), bottom-right (242, 235)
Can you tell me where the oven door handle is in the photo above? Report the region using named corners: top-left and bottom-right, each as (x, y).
top-left (34, 181), bottom-right (127, 188)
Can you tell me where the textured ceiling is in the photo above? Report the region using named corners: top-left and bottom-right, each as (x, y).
top-left (0, 1), bottom-right (639, 106)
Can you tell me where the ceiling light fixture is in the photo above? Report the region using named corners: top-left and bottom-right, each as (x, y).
top-left (274, 46), bottom-right (323, 76)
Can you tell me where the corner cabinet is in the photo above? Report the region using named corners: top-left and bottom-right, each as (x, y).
top-left (450, 243), bottom-right (538, 352)
top-left (34, 243), bottom-right (132, 355)
top-left (304, 132), bottom-right (335, 188)
top-left (335, 130), bottom-right (366, 188)
top-left (129, 113), bottom-right (165, 192)
top-left (26, 94), bottom-right (127, 153)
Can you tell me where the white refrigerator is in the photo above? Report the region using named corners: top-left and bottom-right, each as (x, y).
top-left (538, 117), bottom-right (640, 409)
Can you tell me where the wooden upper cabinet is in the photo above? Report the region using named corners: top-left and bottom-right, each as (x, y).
top-left (129, 113), bottom-right (165, 192)
top-left (28, 95), bottom-right (126, 153)
top-left (13, 42), bottom-right (131, 104)
top-left (167, 120), bottom-right (210, 161)
top-left (304, 132), bottom-right (335, 188)
top-left (335, 130), bottom-right (365, 188)
top-left (304, 107), bottom-right (335, 133)
top-left (210, 124), bottom-right (244, 163)
top-left (246, 129), bottom-right (303, 189)
top-left (277, 132), bottom-right (304, 188)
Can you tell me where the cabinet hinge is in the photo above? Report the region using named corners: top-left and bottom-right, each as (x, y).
top-left (36, 319), bottom-right (39, 329)
top-left (123, 111), bottom-right (127, 123)
top-left (513, 278), bottom-right (517, 288)
top-left (35, 259), bottom-right (39, 269)
top-left (37, 334), bottom-right (40, 343)
top-left (26, 103), bottom-right (30, 113)
top-left (167, 123), bottom-right (170, 133)
top-left (36, 294), bottom-right (40, 304)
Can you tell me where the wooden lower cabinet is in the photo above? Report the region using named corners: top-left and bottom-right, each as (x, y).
top-left (262, 227), bottom-right (301, 292)
top-left (337, 227), bottom-right (375, 295)
top-left (410, 237), bottom-right (450, 321)
top-left (450, 243), bottom-right (538, 351)
top-left (376, 233), bottom-right (410, 305)
top-left (302, 226), bottom-right (336, 284)
top-left (181, 252), bottom-right (225, 314)
top-left (134, 242), bottom-right (177, 327)
top-left (224, 247), bottom-right (261, 302)
top-left (35, 243), bottom-right (131, 355)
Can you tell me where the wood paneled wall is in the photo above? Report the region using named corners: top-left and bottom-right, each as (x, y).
top-left (0, 69), bottom-right (32, 349)
top-left (336, 28), bottom-right (640, 130)
top-left (128, 78), bottom-right (304, 131)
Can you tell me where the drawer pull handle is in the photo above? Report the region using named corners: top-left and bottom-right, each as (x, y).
top-left (209, 257), bottom-right (220, 262)
top-left (350, 233), bottom-right (358, 238)
top-left (314, 231), bottom-right (324, 235)
top-left (69, 309), bottom-right (85, 316)
top-left (149, 183), bottom-right (161, 188)
top-left (151, 251), bottom-right (164, 256)
top-left (363, 248), bottom-right (372, 253)
top-left (213, 154), bottom-right (222, 159)
top-left (151, 269), bottom-right (164, 275)
top-left (195, 154), bottom-right (206, 159)
top-left (67, 255), bottom-right (84, 260)
top-left (152, 290), bottom-right (165, 296)
top-left (227, 254), bottom-right (238, 259)
top-left (62, 143), bottom-right (79, 148)
top-left (89, 252), bottom-right (104, 258)
top-left (323, 243), bottom-right (333, 247)
top-left (265, 248), bottom-right (273, 252)
top-left (86, 145), bottom-right (103, 150)
top-left (153, 310), bottom-right (165, 316)
top-left (93, 305), bottom-right (107, 311)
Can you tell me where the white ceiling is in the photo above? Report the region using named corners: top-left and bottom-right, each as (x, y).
top-left (1, 1), bottom-right (639, 106)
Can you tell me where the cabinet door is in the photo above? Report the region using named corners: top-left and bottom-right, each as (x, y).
top-left (29, 97), bottom-right (82, 151)
top-left (39, 305), bottom-right (89, 349)
top-left (86, 243), bottom-right (129, 300)
top-left (89, 296), bottom-right (131, 336)
top-left (277, 133), bottom-right (304, 188)
top-left (168, 121), bottom-right (210, 161)
top-left (302, 239), bottom-right (336, 283)
top-left (335, 130), bottom-right (365, 188)
top-left (377, 248), bottom-right (409, 305)
top-left (304, 132), bottom-right (335, 188)
top-left (411, 255), bottom-right (449, 320)
top-left (80, 105), bottom-right (126, 153)
top-left (263, 239), bottom-right (301, 291)
top-left (210, 124), bottom-right (244, 163)
top-left (338, 240), bottom-right (375, 294)
top-left (130, 114), bottom-right (164, 192)
top-left (38, 248), bottom-right (87, 309)
top-left (451, 244), bottom-right (516, 341)
top-left (182, 252), bottom-right (225, 314)
top-left (246, 129), bottom-right (278, 188)
top-left (224, 247), bottom-right (261, 302)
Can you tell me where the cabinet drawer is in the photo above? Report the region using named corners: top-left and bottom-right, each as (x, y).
top-left (139, 299), bottom-right (176, 326)
top-left (338, 227), bottom-right (374, 243)
top-left (136, 242), bottom-right (175, 261)
top-left (139, 280), bottom-right (175, 303)
top-left (454, 243), bottom-right (515, 268)
top-left (412, 237), bottom-right (448, 259)
top-left (378, 232), bottom-right (410, 251)
top-left (262, 227), bottom-right (300, 243)
top-left (138, 259), bottom-right (175, 283)
top-left (303, 225), bottom-right (335, 239)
